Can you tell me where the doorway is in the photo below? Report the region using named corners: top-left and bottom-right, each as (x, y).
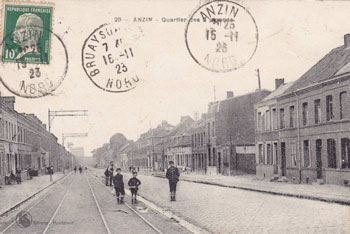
top-left (281, 142), bottom-right (286, 176)
top-left (316, 139), bottom-right (322, 179)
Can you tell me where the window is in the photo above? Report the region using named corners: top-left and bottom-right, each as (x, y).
top-left (290, 142), bottom-right (297, 167)
top-left (212, 122), bottom-right (215, 137)
top-left (265, 110), bottom-right (270, 130)
top-left (280, 108), bottom-right (285, 129)
top-left (303, 140), bottom-right (310, 167)
top-left (302, 102), bottom-right (308, 126)
top-left (272, 108), bottom-right (277, 130)
top-left (341, 138), bottom-right (350, 169)
top-left (257, 112), bottom-right (262, 131)
top-left (326, 95), bottom-right (333, 121)
top-left (314, 99), bottom-right (321, 124)
top-left (289, 106), bottom-right (295, 128)
top-left (266, 143), bottom-right (271, 164)
top-left (208, 122), bottom-right (210, 138)
top-left (327, 139), bottom-right (337, 168)
top-left (258, 144), bottom-right (264, 164)
top-left (340, 92), bottom-right (348, 119)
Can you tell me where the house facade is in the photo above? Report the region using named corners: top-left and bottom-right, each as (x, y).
top-left (255, 34), bottom-right (350, 185)
top-left (207, 90), bottom-right (271, 176)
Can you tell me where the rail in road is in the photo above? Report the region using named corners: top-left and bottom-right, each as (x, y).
top-left (0, 170), bottom-right (187, 234)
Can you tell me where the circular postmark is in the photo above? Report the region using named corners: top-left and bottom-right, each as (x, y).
top-left (0, 4), bottom-right (68, 98)
top-left (185, 0), bottom-right (258, 72)
top-left (16, 211), bottom-right (33, 228)
top-left (82, 23), bottom-right (143, 93)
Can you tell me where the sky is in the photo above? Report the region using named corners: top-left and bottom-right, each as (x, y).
top-left (1, 0), bottom-right (350, 156)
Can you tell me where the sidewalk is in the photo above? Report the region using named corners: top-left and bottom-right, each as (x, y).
top-left (0, 173), bottom-right (66, 216)
top-left (143, 171), bottom-right (350, 205)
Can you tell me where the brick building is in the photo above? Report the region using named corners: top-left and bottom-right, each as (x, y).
top-left (207, 90), bottom-right (271, 175)
top-left (0, 96), bottom-right (74, 185)
top-left (255, 80), bottom-right (294, 179)
top-left (190, 115), bottom-right (207, 173)
top-left (165, 116), bottom-right (194, 171)
top-left (255, 34), bottom-right (350, 185)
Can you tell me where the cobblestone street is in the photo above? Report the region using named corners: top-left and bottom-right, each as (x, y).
top-left (128, 172), bottom-right (350, 234)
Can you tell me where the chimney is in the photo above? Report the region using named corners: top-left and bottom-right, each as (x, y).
top-left (275, 78), bottom-right (285, 90)
top-left (344, 34), bottom-right (350, 48)
top-left (1, 96), bottom-right (15, 110)
top-left (226, 91), bottom-right (234, 99)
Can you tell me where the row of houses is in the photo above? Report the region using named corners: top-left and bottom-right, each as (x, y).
top-left (94, 33), bottom-right (350, 185)
top-left (256, 34), bottom-right (350, 185)
top-left (0, 96), bottom-right (76, 186)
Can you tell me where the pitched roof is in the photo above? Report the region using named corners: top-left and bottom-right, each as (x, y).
top-left (286, 44), bottom-right (350, 93)
top-left (260, 82), bottom-right (295, 102)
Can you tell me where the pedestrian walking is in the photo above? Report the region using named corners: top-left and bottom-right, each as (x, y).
top-left (74, 166), bottom-right (77, 173)
top-left (79, 166), bottom-right (82, 173)
top-left (108, 165), bottom-right (114, 186)
top-left (104, 167), bottom-right (110, 186)
top-left (128, 172), bottom-right (141, 204)
top-left (113, 168), bottom-right (125, 204)
top-left (166, 161), bottom-right (180, 201)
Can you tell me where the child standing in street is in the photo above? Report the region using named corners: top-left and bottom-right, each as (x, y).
top-left (128, 172), bottom-right (141, 204)
top-left (113, 168), bottom-right (125, 204)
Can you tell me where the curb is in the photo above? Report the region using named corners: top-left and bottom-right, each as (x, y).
top-left (149, 174), bottom-right (350, 206)
top-left (0, 172), bottom-right (71, 217)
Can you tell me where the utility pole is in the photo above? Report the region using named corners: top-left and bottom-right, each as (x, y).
top-left (256, 68), bottom-right (261, 91)
top-left (62, 133), bottom-right (88, 147)
top-left (48, 109), bottom-right (88, 181)
top-left (214, 86), bottom-right (216, 101)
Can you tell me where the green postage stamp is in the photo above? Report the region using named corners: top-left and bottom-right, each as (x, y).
top-left (1, 2), bottom-right (53, 64)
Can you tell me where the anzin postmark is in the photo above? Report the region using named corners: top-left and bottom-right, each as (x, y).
top-left (82, 22), bottom-right (142, 93)
top-left (185, 0), bottom-right (258, 72)
top-left (0, 1), bottom-right (68, 98)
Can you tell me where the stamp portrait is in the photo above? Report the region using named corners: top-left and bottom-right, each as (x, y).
top-left (0, 1), bottom-right (68, 98)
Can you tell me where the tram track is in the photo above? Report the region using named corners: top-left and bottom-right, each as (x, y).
top-left (0, 173), bottom-right (74, 234)
top-left (86, 170), bottom-right (166, 234)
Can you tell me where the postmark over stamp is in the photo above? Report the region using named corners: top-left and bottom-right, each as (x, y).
top-left (185, 0), bottom-right (258, 73)
top-left (0, 1), bottom-right (68, 98)
top-left (82, 22), bottom-right (142, 93)
top-left (1, 3), bottom-right (53, 64)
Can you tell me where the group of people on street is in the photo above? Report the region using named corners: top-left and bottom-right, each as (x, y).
top-left (104, 160), bottom-right (180, 204)
top-left (74, 166), bottom-right (83, 174)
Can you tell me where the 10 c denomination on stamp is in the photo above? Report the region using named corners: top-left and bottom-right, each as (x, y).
top-left (82, 22), bottom-right (142, 93)
top-left (0, 1), bottom-right (68, 98)
top-left (185, 0), bottom-right (258, 73)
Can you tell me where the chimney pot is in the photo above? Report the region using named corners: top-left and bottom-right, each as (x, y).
top-left (1, 96), bottom-right (15, 110)
top-left (344, 34), bottom-right (350, 48)
top-left (226, 91), bottom-right (234, 99)
top-left (275, 78), bottom-right (285, 90)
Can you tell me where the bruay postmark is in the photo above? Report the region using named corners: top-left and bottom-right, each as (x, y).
top-left (0, 2), bottom-right (68, 98)
top-left (185, 0), bottom-right (258, 72)
top-left (82, 23), bottom-right (142, 93)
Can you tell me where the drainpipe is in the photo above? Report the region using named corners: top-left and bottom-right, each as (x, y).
top-left (295, 91), bottom-right (302, 184)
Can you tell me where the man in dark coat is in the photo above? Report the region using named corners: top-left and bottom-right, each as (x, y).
top-left (113, 168), bottom-right (125, 204)
top-left (166, 161), bottom-right (180, 201)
